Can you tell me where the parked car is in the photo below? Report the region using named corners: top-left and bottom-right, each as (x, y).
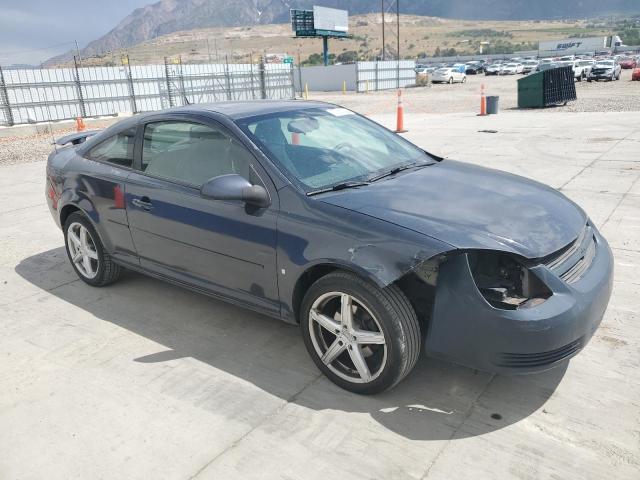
top-left (619, 57), bottom-right (638, 69)
top-left (573, 60), bottom-right (595, 80)
top-left (572, 60), bottom-right (594, 81)
top-left (431, 67), bottom-right (467, 84)
top-left (485, 63), bottom-right (503, 75)
top-left (465, 62), bottom-right (485, 74)
top-left (521, 60), bottom-right (539, 74)
top-left (46, 100), bottom-right (614, 394)
top-left (499, 63), bottom-right (524, 75)
top-left (632, 67), bottom-right (640, 81)
top-left (536, 62), bottom-right (559, 73)
top-left (588, 60), bottom-right (621, 82)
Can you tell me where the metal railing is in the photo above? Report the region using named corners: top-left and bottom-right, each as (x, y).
top-left (0, 57), bottom-right (295, 126)
top-left (355, 60), bottom-right (416, 93)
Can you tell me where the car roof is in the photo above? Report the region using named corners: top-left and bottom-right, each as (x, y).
top-left (169, 100), bottom-right (330, 120)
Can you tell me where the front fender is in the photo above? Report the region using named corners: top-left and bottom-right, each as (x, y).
top-left (276, 186), bottom-right (454, 321)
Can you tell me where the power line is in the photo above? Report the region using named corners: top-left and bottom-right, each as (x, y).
top-left (0, 41), bottom-right (76, 59)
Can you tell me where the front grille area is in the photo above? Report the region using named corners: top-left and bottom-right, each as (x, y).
top-left (497, 337), bottom-right (584, 368)
top-left (543, 224), bottom-right (597, 284)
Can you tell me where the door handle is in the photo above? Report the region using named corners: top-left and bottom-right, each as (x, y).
top-left (132, 196), bottom-right (153, 210)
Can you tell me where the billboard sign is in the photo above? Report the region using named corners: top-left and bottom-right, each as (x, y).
top-left (538, 37), bottom-right (606, 55)
top-left (313, 6), bottom-right (348, 33)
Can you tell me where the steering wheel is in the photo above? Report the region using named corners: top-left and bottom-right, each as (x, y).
top-left (334, 142), bottom-right (356, 154)
top-left (333, 142), bottom-right (366, 170)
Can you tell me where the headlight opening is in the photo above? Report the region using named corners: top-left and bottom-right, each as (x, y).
top-left (468, 251), bottom-right (552, 310)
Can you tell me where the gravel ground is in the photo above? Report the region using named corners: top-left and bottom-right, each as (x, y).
top-left (1, 69), bottom-right (637, 167)
top-left (314, 68), bottom-right (640, 116)
top-left (0, 120), bottom-right (115, 167)
top-left (0, 131), bottom-right (67, 167)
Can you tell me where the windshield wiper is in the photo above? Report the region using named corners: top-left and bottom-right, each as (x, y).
top-left (306, 181), bottom-right (369, 196)
top-left (367, 162), bottom-right (428, 183)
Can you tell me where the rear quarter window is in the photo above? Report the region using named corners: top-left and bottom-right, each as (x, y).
top-left (86, 128), bottom-right (136, 168)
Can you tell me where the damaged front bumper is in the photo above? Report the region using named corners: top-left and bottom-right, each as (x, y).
top-left (424, 227), bottom-right (614, 374)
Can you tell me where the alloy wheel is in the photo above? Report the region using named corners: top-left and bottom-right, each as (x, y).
top-left (308, 291), bottom-right (387, 384)
top-left (67, 222), bottom-right (99, 279)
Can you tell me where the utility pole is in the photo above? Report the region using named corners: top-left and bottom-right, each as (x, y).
top-left (396, 0), bottom-right (400, 60)
top-left (381, 0), bottom-right (385, 60)
top-left (74, 40), bottom-right (82, 67)
top-left (396, 0), bottom-right (400, 88)
top-left (206, 38), bottom-right (212, 62)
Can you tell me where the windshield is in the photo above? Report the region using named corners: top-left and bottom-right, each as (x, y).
top-left (236, 107), bottom-right (434, 192)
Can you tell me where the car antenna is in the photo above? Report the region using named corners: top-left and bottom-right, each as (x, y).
top-left (45, 99), bottom-right (57, 153)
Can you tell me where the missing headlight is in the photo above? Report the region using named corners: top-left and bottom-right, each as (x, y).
top-left (468, 251), bottom-right (551, 310)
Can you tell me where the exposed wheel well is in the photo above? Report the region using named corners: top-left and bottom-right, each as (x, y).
top-left (60, 204), bottom-right (81, 227)
top-left (291, 263), bottom-right (437, 328)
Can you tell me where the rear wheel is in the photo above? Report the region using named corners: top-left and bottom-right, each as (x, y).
top-left (64, 212), bottom-right (122, 287)
top-left (448, 77), bottom-right (453, 84)
top-left (300, 271), bottom-right (421, 394)
top-left (462, 76), bottom-right (467, 83)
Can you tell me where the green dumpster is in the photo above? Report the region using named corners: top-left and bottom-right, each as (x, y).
top-left (517, 66), bottom-right (577, 108)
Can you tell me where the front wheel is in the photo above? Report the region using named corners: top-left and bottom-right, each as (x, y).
top-left (300, 272), bottom-right (421, 394)
top-left (448, 77), bottom-right (453, 84)
top-left (462, 76), bottom-right (467, 83)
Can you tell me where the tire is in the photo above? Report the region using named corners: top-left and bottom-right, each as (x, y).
top-left (448, 77), bottom-right (453, 84)
top-left (300, 271), bottom-right (421, 394)
top-left (64, 211), bottom-right (122, 287)
top-left (462, 76), bottom-right (467, 83)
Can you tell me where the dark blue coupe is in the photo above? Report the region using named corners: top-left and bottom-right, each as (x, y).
top-left (46, 101), bottom-right (613, 393)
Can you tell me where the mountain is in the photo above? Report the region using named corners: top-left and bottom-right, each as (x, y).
top-left (45, 0), bottom-right (639, 65)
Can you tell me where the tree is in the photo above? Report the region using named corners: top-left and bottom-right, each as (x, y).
top-left (434, 46), bottom-right (441, 57)
top-left (336, 50), bottom-right (358, 63)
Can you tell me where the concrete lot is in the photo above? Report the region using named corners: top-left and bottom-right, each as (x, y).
top-left (1, 109), bottom-right (639, 479)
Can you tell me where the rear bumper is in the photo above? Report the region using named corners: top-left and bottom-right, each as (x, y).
top-left (425, 228), bottom-right (614, 375)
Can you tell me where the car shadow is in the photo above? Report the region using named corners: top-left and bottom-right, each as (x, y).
top-left (15, 247), bottom-right (567, 441)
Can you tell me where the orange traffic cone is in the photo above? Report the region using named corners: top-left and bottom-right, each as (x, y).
top-left (76, 116), bottom-right (86, 132)
top-left (479, 84), bottom-right (487, 116)
top-left (395, 89), bottom-right (407, 133)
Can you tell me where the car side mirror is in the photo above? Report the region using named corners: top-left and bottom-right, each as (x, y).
top-left (200, 174), bottom-right (270, 208)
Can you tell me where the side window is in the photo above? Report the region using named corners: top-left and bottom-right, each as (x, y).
top-left (142, 121), bottom-right (252, 186)
top-left (86, 128), bottom-right (135, 167)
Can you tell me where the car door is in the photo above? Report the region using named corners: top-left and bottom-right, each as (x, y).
top-left (125, 115), bottom-right (280, 315)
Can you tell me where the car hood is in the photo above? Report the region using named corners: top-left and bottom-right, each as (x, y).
top-left (318, 160), bottom-right (586, 259)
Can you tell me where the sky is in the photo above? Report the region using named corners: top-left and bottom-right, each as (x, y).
top-left (0, 0), bottom-right (152, 65)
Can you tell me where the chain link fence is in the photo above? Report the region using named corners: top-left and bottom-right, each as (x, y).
top-left (0, 57), bottom-right (295, 126)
